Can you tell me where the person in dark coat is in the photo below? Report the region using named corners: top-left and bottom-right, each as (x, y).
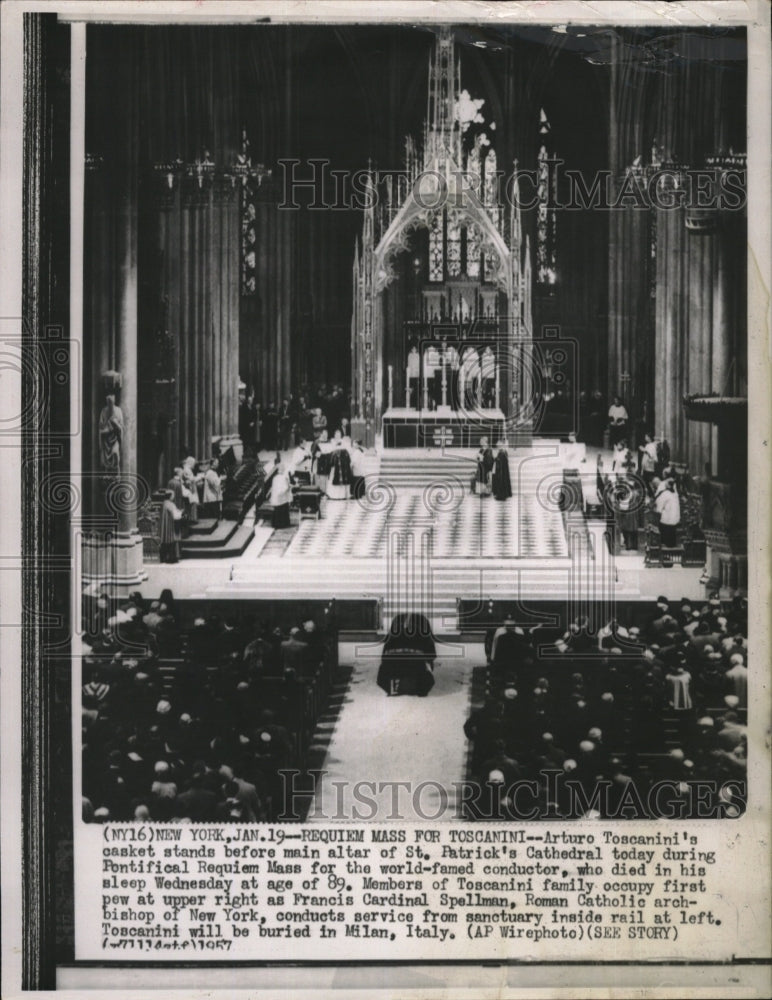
top-left (239, 392), bottom-right (257, 454)
top-left (473, 437), bottom-right (494, 496)
top-left (277, 398), bottom-right (295, 451)
top-left (492, 441), bottom-right (512, 501)
top-left (281, 627), bottom-right (313, 678)
top-left (464, 698), bottom-right (511, 772)
top-left (327, 432), bottom-right (352, 500)
top-left (597, 455), bottom-right (645, 552)
top-left (174, 772), bottom-right (219, 821)
top-left (261, 402), bottom-right (278, 452)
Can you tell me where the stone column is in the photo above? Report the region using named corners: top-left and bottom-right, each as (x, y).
top-left (81, 29), bottom-right (145, 592)
top-left (608, 190), bottom-right (651, 436)
top-left (710, 213), bottom-right (731, 475)
top-left (654, 204), bottom-right (688, 459)
top-left (684, 210), bottom-right (715, 473)
top-left (158, 177), bottom-right (242, 464)
top-left (211, 178), bottom-right (241, 459)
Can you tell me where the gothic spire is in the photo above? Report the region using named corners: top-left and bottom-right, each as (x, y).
top-left (424, 25), bottom-right (462, 171)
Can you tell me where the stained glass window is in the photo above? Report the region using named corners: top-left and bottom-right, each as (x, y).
top-left (649, 212), bottom-right (657, 298)
top-left (466, 139), bottom-right (482, 199)
top-left (466, 222), bottom-right (481, 278)
top-left (484, 148), bottom-right (500, 232)
top-left (240, 130), bottom-right (258, 297)
top-left (446, 213), bottom-right (462, 277)
top-left (428, 211), bottom-right (444, 282)
top-left (536, 109), bottom-right (558, 286)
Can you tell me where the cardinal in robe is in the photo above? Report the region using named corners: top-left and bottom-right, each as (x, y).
top-left (349, 440), bottom-right (367, 499)
top-left (159, 490), bottom-right (182, 563)
top-left (167, 467), bottom-right (186, 515)
top-left (492, 441), bottom-right (512, 501)
top-left (181, 456), bottom-right (199, 524)
top-left (202, 458), bottom-right (223, 519)
top-left (473, 437), bottom-right (494, 496)
top-left (326, 430), bottom-right (352, 500)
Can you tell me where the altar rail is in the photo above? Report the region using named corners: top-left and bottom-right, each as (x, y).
top-left (82, 594), bottom-right (381, 640)
top-left (456, 598), bottom-right (712, 637)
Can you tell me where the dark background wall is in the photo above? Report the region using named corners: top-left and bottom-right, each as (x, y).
top-left (82, 23), bottom-right (746, 464)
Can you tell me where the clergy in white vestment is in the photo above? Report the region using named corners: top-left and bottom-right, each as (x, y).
top-left (202, 458), bottom-right (224, 518)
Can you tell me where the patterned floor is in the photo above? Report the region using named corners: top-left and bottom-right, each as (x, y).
top-left (285, 489), bottom-right (567, 560)
top-left (308, 642), bottom-right (476, 823)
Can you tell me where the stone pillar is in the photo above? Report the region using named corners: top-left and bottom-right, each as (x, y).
top-left (710, 215), bottom-right (731, 475)
top-left (244, 188), bottom-right (296, 410)
top-left (157, 177), bottom-right (242, 465)
top-left (211, 179), bottom-right (242, 460)
top-left (654, 204), bottom-right (688, 460)
top-left (684, 210), bottom-right (715, 473)
top-left (81, 29), bottom-right (145, 593)
top-left (608, 191), bottom-right (650, 436)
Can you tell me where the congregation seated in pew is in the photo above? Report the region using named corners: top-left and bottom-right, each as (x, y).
top-left (80, 591), bottom-right (336, 823)
top-left (464, 594), bottom-right (748, 820)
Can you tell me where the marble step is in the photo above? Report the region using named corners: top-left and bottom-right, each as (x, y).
top-left (181, 522), bottom-right (255, 559)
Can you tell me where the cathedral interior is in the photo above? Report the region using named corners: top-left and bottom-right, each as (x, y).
top-left (21, 15), bottom-right (754, 844)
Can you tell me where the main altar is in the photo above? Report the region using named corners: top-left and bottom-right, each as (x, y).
top-left (350, 27), bottom-right (533, 449)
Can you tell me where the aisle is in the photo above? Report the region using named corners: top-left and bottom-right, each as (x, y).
top-left (307, 640), bottom-right (477, 822)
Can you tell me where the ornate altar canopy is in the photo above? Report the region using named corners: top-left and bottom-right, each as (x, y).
top-left (350, 26), bottom-right (533, 448)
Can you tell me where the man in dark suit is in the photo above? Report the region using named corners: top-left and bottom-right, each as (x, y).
top-left (464, 698), bottom-right (513, 773)
top-left (262, 402), bottom-right (278, 451)
top-left (281, 627), bottom-right (313, 678)
top-left (174, 771), bottom-right (219, 821)
top-left (278, 398), bottom-right (294, 451)
top-left (239, 392), bottom-right (257, 454)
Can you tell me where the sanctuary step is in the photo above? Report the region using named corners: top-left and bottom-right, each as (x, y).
top-left (187, 517), bottom-right (219, 536)
top-left (376, 448), bottom-right (564, 491)
top-left (377, 451), bottom-right (477, 489)
top-left (182, 519), bottom-right (244, 549)
top-left (212, 557), bottom-right (598, 632)
top-left (180, 519), bottom-right (255, 559)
